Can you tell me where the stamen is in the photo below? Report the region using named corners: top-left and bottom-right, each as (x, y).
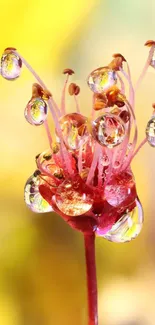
top-left (86, 143), bottom-right (100, 185)
top-left (61, 74), bottom-right (69, 115)
top-left (74, 94), bottom-right (80, 113)
top-left (44, 120), bottom-right (53, 148)
top-left (135, 45), bottom-right (155, 91)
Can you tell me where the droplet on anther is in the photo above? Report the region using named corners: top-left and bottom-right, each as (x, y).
top-left (92, 113), bottom-right (125, 148)
top-left (24, 173), bottom-right (53, 213)
top-left (24, 97), bottom-right (48, 126)
top-left (102, 198), bottom-right (144, 243)
top-left (146, 116), bottom-right (155, 146)
top-left (1, 51), bottom-right (22, 80)
top-left (87, 67), bottom-right (117, 93)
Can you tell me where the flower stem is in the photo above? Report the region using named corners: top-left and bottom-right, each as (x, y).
top-left (84, 233), bottom-right (98, 325)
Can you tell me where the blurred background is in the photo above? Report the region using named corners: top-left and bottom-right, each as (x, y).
top-left (1, 0), bottom-right (155, 324)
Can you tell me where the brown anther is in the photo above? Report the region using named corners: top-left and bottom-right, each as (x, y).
top-left (52, 143), bottom-right (60, 154)
top-left (32, 83), bottom-right (44, 98)
top-left (110, 107), bottom-right (121, 115)
top-left (119, 110), bottom-right (130, 123)
top-left (145, 40), bottom-right (155, 47)
top-left (42, 89), bottom-right (52, 100)
top-left (74, 85), bottom-right (80, 95)
top-left (94, 101), bottom-right (107, 110)
top-left (106, 86), bottom-right (126, 107)
top-left (43, 154), bottom-right (52, 161)
top-left (4, 47), bottom-right (17, 52)
top-left (108, 57), bottom-right (123, 71)
top-left (68, 83), bottom-right (80, 96)
top-left (113, 53), bottom-right (126, 62)
top-left (78, 124), bottom-right (87, 136)
top-left (63, 68), bottom-right (75, 75)
top-left (18, 58), bottom-right (22, 67)
top-left (152, 103), bottom-right (155, 109)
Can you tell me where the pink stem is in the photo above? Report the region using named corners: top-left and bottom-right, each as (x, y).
top-left (116, 72), bottom-right (125, 94)
top-left (61, 74), bottom-right (69, 115)
top-left (86, 143), bottom-right (100, 185)
top-left (74, 94), bottom-right (80, 113)
top-left (91, 94), bottom-right (95, 119)
top-left (119, 67), bottom-right (135, 109)
top-left (16, 51), bottom-right (73, 175)
top-left (44, 120), bottom-right (53, 147)
top-left (127, 137), bottom-right (147, 166)
top-left (84, 233), bottom-right (98, 325)
top-left (135, 45), bottom-right (155, 91)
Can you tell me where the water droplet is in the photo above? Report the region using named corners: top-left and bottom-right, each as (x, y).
top-left (92, 114), bottom-right (125, 148)
top-left (24, 173), bottom-right (53, 213)
top-left (59, 113), bottom-right (88, 150)
top-left (36, 149), bottom-right (64, 179)
top-left (146, 117), bottom-right (155, 147)
top-left (24, 97), bottom-right (47, 126)
top-left (150, 51), bottom-right (155, 68)
top-left (104, 172), bottom-right (136, 207)
top-left (1, 52), bottom-right (22, 80)
top-left (87, 67), bottom-right (117, 93)
top-left (55, 179), bottom-right (93, 216)
top-left (102, 198), bottom-right (144, 242)
top-left (101, 154), bottom-right (109, 166)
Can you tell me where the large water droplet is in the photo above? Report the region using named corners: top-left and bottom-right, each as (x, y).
top-left (55, 179), bottom-right (93, 216)
top-left (87, 67), bottom-right (117, 93)
top-left (24, 97), bottom-right (47, 126)
top-left (104, 172), bottom-right (136, 207)
top-left (92, 113), bottom-right (125, 148)
top-left (1, 52), bottom-right (22, 80)
top-left (24, 172), bottom-right (53, 213)
top-left (59, 113), bottom-right (88, 150)
top-left (102, 198), bottom-right (143, 242)
top-left (146, 116), bottom-right (155, 147)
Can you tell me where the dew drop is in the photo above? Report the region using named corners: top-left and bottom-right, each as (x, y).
top-left (102, 198), bottom-right (144, 243)
top-left (92, 113), bottom-right (125, 148)
top-left (87, 67), bottom-right (117, 94)
top-left (24, 172), bottom-right (53, 213)
top-left (24, 97), bottom-right (47, 126)
top-left (59, 113), bottom-right (88, 150)
top-left (1, 52), bottom-right (22, 80)
top-left (146, 116), bottom-right (155, 147)
top-left (104, 171), bottom-right (136, 207)
top-left (55, 179), bottom-right (93, 216)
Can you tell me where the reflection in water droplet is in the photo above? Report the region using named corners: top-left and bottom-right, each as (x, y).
top-left (55, 179), bottom-right (93, 216)
top-left (92, 114), bottom-right (125, 148)
top-left (146, 117), bottom-right (155, 147)
top-left (1, 52), bottom-right (22, 80)
top-left (104, 172), bottom-right (136, 207)
top-left (24, 173), bottom-right (53, 213)
top-left (87, 67), bottom-right (117, 93)
top-left (103, 198), bottom-right (143, 242)
top-left (59, 113), bottom-right (88, 150)
top-left (24, 97), bottom-right (47, 126)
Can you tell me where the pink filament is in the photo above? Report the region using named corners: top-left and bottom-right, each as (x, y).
top-left (135, 45), bottom-right (155, 91)
top-left (86, 143), bottom-right (100, 185)
top-left (16, 51), bottom-right (73, 175)
top-left (127, 137), bottom-right (147, 166)
top-left (117, 72), bottom-right (125, 94)
top-left (44, 120), bottom-right (53, 148)
top-left (119, 67), bottom-right (135, 109)
top-left (61, 74), bottom-right (69, 115)
top-left (74, 94), bottom-right (80, 113)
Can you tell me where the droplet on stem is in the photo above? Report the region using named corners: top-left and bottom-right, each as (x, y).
top-left (59, 113), bottom-right (88, 150)
top-left (146, 116), bottom-right (155, 147)
top-left (24, 172), bottom-right (53, 213)
top-left (102, 198), bottom-right (144, 243)
top-left (92, 113), bottom-right (125, 148)
top-left (1, 51), bottom-right (22, 80)
top-left (24, 97), bottom-right (48, 126)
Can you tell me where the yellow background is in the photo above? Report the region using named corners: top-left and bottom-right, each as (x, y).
top-left (1, 0), bottom-right (155, 324)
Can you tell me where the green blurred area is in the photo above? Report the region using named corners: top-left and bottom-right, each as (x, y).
top-left (1, 0), bottom-right (155, 324)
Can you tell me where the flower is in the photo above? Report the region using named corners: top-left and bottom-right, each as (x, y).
top-left (1, 42), bottom-right (155, 243)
